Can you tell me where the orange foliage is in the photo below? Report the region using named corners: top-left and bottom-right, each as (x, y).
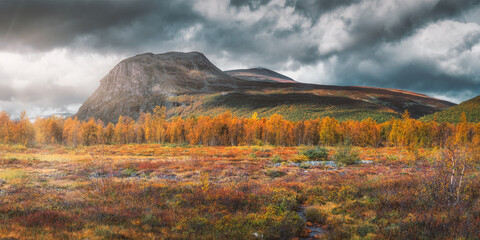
top-left (0, 110), bottom-right (478, 148)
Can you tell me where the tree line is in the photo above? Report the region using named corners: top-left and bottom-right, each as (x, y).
top-left (0, 107), bottom-right (479, 148)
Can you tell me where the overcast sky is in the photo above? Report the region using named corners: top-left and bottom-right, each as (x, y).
top-left (1, 0), bottom-right (480, 117)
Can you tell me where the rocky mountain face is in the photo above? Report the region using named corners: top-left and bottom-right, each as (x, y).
top-left (76, 51), bottom-right (455, 123)
top-left (76, 52), bottom-right (243, 122)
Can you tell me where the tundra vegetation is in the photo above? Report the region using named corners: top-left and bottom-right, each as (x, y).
top-left (0, 109), bottom-right (479, 239)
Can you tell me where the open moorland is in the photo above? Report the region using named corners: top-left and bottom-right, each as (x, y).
top-left (1, 109), bottom-right (480, 239)
top-left (0, 143), bottom-right (479, 239)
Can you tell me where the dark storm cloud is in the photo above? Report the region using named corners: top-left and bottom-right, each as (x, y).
top-left (230, 0), bottom-right (271, 10)
top-left (200, 0), bottom-right (480, 69)
top-left (307, 0), bottom-right (480, 59)
top-left (0, 0), bottom-right (201, 52)
top-left (1, 0), bottom-right (477, 60)
top-left (389, 64), bottom-right (480, 93)
top-left (335, 58), bottom-right (480, 92)
top-left (374, 0), bottom-right (475, 39)
top-left (286, 0), bottom-right (360, 23)
top-left (329, 29), bottom-right (480, 101)
top-left (225, 0), bottom-right (480, 62)
top-left (194, 15), bottom-right (322, 66)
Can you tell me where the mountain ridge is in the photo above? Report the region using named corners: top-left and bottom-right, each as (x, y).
top-left (225, 67), bottom-right (297, 83)
top-left (76, 51), bottom-right (455, 123)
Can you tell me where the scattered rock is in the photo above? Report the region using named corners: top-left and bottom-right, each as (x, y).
top-left (279, 161), bottom-right (339, 168)
top-left (89, 171), bottom-right (111, 178)
top-left (120, 168), bottom-right (139, 178)
top-left (269, 160), bottom-right (372, 169)
top-left (253, 232), bottom-right (263, 238)
top-left (157, 174), bottom-right (178, 180)
top-left (359, 160), bottom-right (373, 164)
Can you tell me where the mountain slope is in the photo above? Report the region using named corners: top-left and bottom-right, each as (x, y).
top-left (76, 52), bottom-right (245, 122)
top-left (420, 95), bottom-right (480, 123)
top-left (225, 68), bottom-right (297, 83)
top-left (167, 86), bottom-right (454, 122)
top-left (76, 51), bottom-right (455, 123)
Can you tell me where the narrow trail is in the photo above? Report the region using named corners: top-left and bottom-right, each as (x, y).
top-left (297, 206), bottom-right (327, 239)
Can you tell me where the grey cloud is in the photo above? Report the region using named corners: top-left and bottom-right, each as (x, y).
top-left (230, 0), bottom-right (271, 10)
top-left (225, 0), bottom-right (479, 62)
top-left (1, 0), bottom-right (477, 61)
top-left (286, 0), bottom-right (360, 24)
top-left (317, 0), bottom-right (480, 59)
top-left (11, 83), bottom-right (88, 106)
top-left (384, 0), bottom-right (480, 40)
top-left (0, 0), bottom-right (201, 52)
top-left (0, 82), bottom-right (89, 117)
top-left (451, 31), bottom-right (480, 55)
top-left (197, 26), bottom-right (322, 68)
top-left (0, 84), bottom-right (14, 101)
top-left (200, 0), bottom-right (480, 69)
top-left (330, 53), bottom-right (480, 102)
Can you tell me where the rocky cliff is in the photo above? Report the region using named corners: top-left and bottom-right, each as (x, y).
top-left (76, 51), bottom-right (243, 122)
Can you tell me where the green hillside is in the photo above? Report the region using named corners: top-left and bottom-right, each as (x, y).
top-left (165, 89), bottom-right (446, 123)
top-left (420, 96), bottom-right (480, 123)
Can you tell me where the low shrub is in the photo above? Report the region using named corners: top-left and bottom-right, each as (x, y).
top-left (302, 147), bottom-right (329, 161)
top-left (305, 206), bottom-right (326, 224)
top-left (270, 154), bottom-right (284, 163)
top-left (333, 144), bottom-right (360, 166)
top-left (247, 153), bottom-right (257, 160)
top-left (120, 168), bottom-right (138, 177)
top-left (266, 170), bottom-right (286, 178)
top-left (261, 209), bottom-right (305, 240)
top-left (299, 162), bottom-right (311, 169)
top-left (357, 224), bottom-right (376, 237)
top-left (291, 154), bottom-right (309, 163)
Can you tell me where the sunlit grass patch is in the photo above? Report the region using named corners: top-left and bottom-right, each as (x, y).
top-left (0, 169), bottom-right (28, 180)
top-left (1, 153), bottom-right (84, 163)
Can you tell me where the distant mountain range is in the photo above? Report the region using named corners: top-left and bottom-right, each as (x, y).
top-left (27, 112), bottom-right (73, 122)
top-left (76, 51), bottom-right (455, 123)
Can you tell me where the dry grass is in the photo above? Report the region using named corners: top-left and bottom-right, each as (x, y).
top-left (0, 144), bottom-right (478, 239)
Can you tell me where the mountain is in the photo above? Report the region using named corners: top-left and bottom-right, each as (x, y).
top-left (76, 51), bottom-right (455, 123)
top-left (225, 68), bottom-right (297, 83)
top-left (420, 95), bottom-right (480, 123)
top-left (76, 52), bottom-right (244, 122)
